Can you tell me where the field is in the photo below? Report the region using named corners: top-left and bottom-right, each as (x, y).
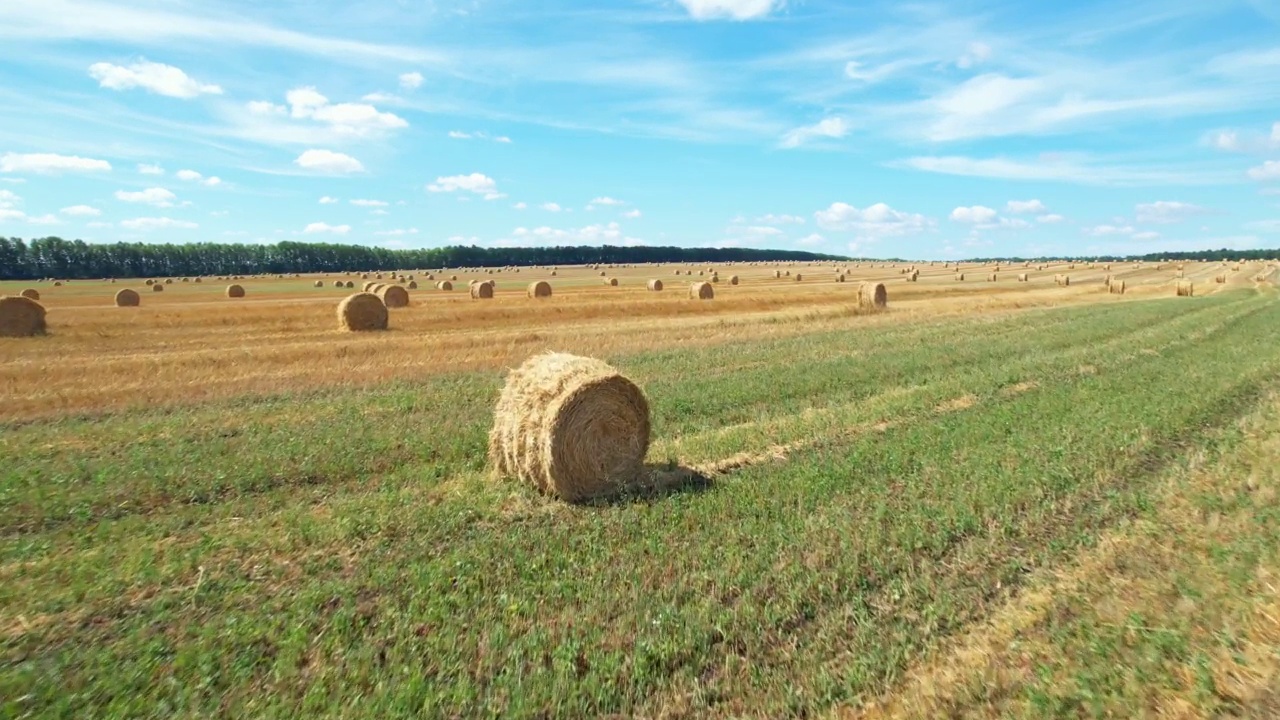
top-left (3, 259), bottom-right (1280, 718)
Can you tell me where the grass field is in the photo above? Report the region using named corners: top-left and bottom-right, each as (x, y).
top-left (3, 259), bottom-right (1279, 718)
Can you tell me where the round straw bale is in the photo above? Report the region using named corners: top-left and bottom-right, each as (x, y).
top-left (835, 274), bottom-right (847, 283)
top-left (1018, 273), bottom-right (1028, 282)
top-left (989, 273), bottom-right (998, 282)
top-left (226, 284), bottom-right (246, 298)
top-left (527, 280), bottom-right (552, 298)
top-left (20, 289), bottom-right (39, 300)
top-left (470, 281), bottom-right (494, 299)
top-left (450, 274), bottom-right (458, 281)
top-left (605, 277), bottom-right (618, 286)
top-left (955, 273), bottom-right (965, 281)
top-left (1176, 280), bottom-right (1194, 297)
top-left (1110, 280), bottom-right (1126, 295)
top-left (675, 269), bottom-right (683, 275)
top-left (314, 280), bottom-right (325, 288)
top-left (1215, 274), bottom-right (1226, 284)
top-left (53, 281), bottom-right (62, 287)
top-left (145, 279), bottom-right (155, 286)
top-left (345, 280), bottom-right (354, 288)
top-left (362, 281), bottom-right (378, 292)
top-left (859, 282), bottom-right (887, 309)
top-left (164, 278), bottom-right (173, 285)
top-left (729, 275), bottom-right (739, 285)
top-left (379, 284), bottom-right (410, 308)
top-left (794, 273), bottom-right (803, 281)
top-left (488, 352), bottom-right (650, 501)
top-left (437, 280), bottom-right (454, 291)
top-left (408, 280), bottom-right (418, 289)
top-left (773, 270), bottom-right (782, 278)
top-left (333, 280), bottom-right (344, 287)
top-left (646, 279), bottom-right (664, 291)
top-left (0, 296), bottom-right (47, 337)
top-left (337, 292), bottom-right (388, 331)
top-left (690, 281), bottom-right (713, 299)
top-left (114, 288), bottom-right (140, 307)
top-left (152, 283), bottom-right (164, 292)
top-left (599, 270), bottom-right (607, 277)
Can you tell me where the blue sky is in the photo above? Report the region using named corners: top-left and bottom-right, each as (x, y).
top-left (0, 0), bottom-right (1278, 259)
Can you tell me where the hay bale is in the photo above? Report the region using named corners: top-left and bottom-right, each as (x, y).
top-left (1110, 280), bottom-right (1126, 295)
top-left (314, 280), bottom-right (325, 288)
top-left (0, 296), bottom-right (47, 337)
top-left (334, 280), bottom-right (344, 287)
top-left (53, 281), bottom-right (62, 287)
top-left (1018, 273), bottom-right (1028, 282)
top-left (527, 280), bottom-right (552, 298)
top-left (794, 273), bottom-right (803, 281)
top-left (690, 281), bottom-right (714, 299)
top-left (675, 269), bottom-right (683, 276)
top-left (955, 273), bottom-right (965, 281)
top-left (114, 288), bottom-right (140, 307)
top-left (408, 280), bottom-right (418, 290)
top-left (379, 285), bottom-right (410, 308)
top-left (488, 352), bottom-right (650, 502)
top-left (20, 289), bottom-right (39, 300)
top-left (437, 280), bottom-right (454, 291)
top-left (835, 274), bottom-right (847, 283)
top-left (152, 284), bottom-right (164, 292)
top-left (450, 274), bottom-right (458, 281)
top-left (337, 292), bottom-right (388, 331)
top-left (604, 277), bottom-right (619, 286)
top-left (226, 284), bottom-right (246, 298)
top-left (859, 282), bottom-right (887, 309)
top-left (164, 278), bottom-right (173, 285)
top-left (907, 271), bottom-right (919, 282)
top-left (599, 270), bottom-right (607, 277)
top-left (1215, 274), bottom-right (1226, 284)
top-left (774, 270), bottom-right (782, 278)
top-left (145, 279), bottom-right (155, 286)
top-left (470, 281), bottom-right (494, 299)
top-left (646, 279), bottom-right (664, 291)
top-left (1175, 270), bottom-right (1185, 279)
top-left (362, 281), bottom-right (378, 292)
top-left (345, 281), bottom-right (354, 288)
top-left (729, 275), bottom-right (739, 285)
top-left (1176, 280), bottom-right (1194, 297)
top-left (988, 273), bottom-right (998, 282)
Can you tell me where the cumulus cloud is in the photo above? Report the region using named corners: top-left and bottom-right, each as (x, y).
top-left (779, 117), bottom-right (849, 148)
top-left (622, 209), bottom-right (642, 219)
top-left (60, 205), bottom-right (101, 216)
top-left (302, 222), bottom-right (351, 234)
top-left (114, 187), bottom-right (177, 206)
top-left (675, 0), bottom-right (781, 20)
top-left (956, 42), bottom-right (992, 69)
top-left (1134, 200), bottom-right (1205, 223)
top-left (120, 216), bottom-right (197, 230)
top-left (138, 163), bottom-right (164, 175)
top-left (294, 149), bottom-right (365, 174)
top-left (509, 221), bottom-right (641, 246)
top-left (540, 202), bottom-right (562, 212)
top-left (1248, 160), bottom-right (1280, 181)
top-left (427, 173), bottom-right (503, 199)
top-left (89, 60), bottom-right (222, 98)
top-left (512, 202), bottom-right (528, 210)
top-left (588, 196), bottom-right (625, 207)
top-left (795, 233), bottom-right (825, 246)
top-left (1005, 199), bottom-right (1047, 214)
top-left (319, 196), bottom-right (338, 204)
top-left (246, 86), bottom-right (408, 138)
top-left (1, 152), bottom-right (111, 174)
top-left (949, 205), bottom-right (999, 223)
top-left (813, 202), bottom-right (932, 238)
top-left (399, 71), bottom-right (424, 90)
top-left (175, 169), bottom-right (221, 186)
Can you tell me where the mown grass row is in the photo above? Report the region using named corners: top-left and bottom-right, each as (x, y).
top-left (3, 289), bottom-right (1278, 718)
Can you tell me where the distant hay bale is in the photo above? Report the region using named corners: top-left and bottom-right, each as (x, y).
top-left (450, 274), bottom-right (458, 281)
top-left (194, 278), bottom-right (201, 283)
top-left (20, 289), bottom-right (39, 300)
top-left (1215, 274), bottom-right (1226, 284)
top-left (955, 273), bottom-right (965, 281)
top-left (605, 277), bottom-right (619, 286)
top-left (527, 280), bottom-right (552, 298)
top-left (333, 280), bottom-right (344, 287)
top-left (314, 280), bottom-right (324, 288)
top-left (337, 293), bottom-right (388, 332)
top-left (989, 273), bottom-right (998, 282)
top-left (774, 270), bottom-right (782, 278)
top-left (114, 288), bottom-right (141, 307)
top-left (145, 279), bottom-right (155, 286)
top-left (344, 281), bottom-right (354, 288)
top-left (859, 282), bottom-right (887, 310)
top-left (152, 284), bottom-right (164, 292)
top-left (835, 274), bottom-right (847, 283)
top-left (369, 283), bottom-right (387, 295)
top-left (0, 296), bottom-right (47, 337)
top-left (226, 284), bottom-right (246, 298)
top-left (164, 278), bottom-right (173, 284)
top-left (53, 281), bottom-right (62, 287)
top-left (907, 271), bottom-right (919, 282)
top-left (437, 280), bottom-right (454, 291)
top-left (488, 352), bottom-right (650, 502)
top-left (675, 269), bottom-right (683, 275)
top-left (1110, 280), bottom-right (1126, 295)
top-left (379, 284), bottom-right (410, 308)
top-left (470, 281), bottom-right (495, 299)
top-left (375, 273), bottom-right (383, 279)
top-left (729, 275), bottom-right (739, 285)
top-left (408, 280), bottom-right (418, 290)
top-left (646, 279), bottom-right (664, 291)
top-left (690, 281), bottom-right (714, 299)
top-left (599, 270), bottom-right (607, 277)
top-left (794, 273), bottom-right (803, 281)
top-left (1176, 280), bottom-right (1194, 297)
top-left (785, 270), bottom-right (791, 276)
top-left (1175, 270), bottom-right (1185, 279)
top-left (1018, 273), bottom-right (1028, 282)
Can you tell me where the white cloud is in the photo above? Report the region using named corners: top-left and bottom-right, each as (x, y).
top-left (1005, 199), bottom-right (1047, 214)
top-left (175, 169), bottom-right (221, 186)
top-left (843, 60), bottom-right (912, 84)
top-left (1248, 161), bottom-right (1280, 181)
top-left (795, 233), bottom-right (825, 246)
top-left (541, 202), bottom-right (562, 212)
top-left (244, 86), bottom-right (408, 139)
top-left (1134, 200), bottom-right (1205, 223)
top-left (447, 130), bottom-right (513, 144)
top-left (956, 41), bottom-right (992, 69)
top-left (1036, 213), bottom-right (1065, 223)
top-left (120, 216), bottom-right (197, 230)
top-left (114, 187), bottom-right (177, 206)
top-left (0, 189), bottom-right (18, 207)
top-left (813, 202), bottom-right (932, 238)
top-left (427, 172), bottom-right (502, 199)
top-left (494, 136), bottom-right (512, 143)
top-left (319, 196), bottom-right (338, 204)
top-left (360, 92), bottom-right (400, 104)
top-left (508, 221), bottom-right (641, 246)
top-left (60, 205), bottom-right (101, 216)
top-left (925, 74), bottom-right (1046, 141)
top-left (1210, 130), bottom-right (1241, 151)
top-left (138, 163), bottom-right (164, 175)
top-left (675, 0), bottom-right (781, 20)
top-left (512, 201), bottom-right (528, 210)
top-left (88, 59), bottom-right (222, 98)
top-left (779, 117), bottom-right (849, 148)
top-left (1132, 231), bottom-right (1160, 241)
top-left (588, 196), bottom-right (626, 207)
top-left (302, 222), bottom-right (350, 234)
top-left (247, 100), bottom-right (286, 116)
top-left (26, 214), bottom-right (60, 225)
top-left (1273, 122), bottom-right (1280, 143)
top-left (399, 71), bottom-right (424, 90)
top-left (949, 205), bottom-right (999, 223)
top-left (350, 199), bottom-right (388, 207)
top-left (294, 149), bottom-right (365, 174)
top-left (756, 213), bottom-right (804, 225)
top-left (1083, 224), bottom-right (1136, 236)
top-left (622, 209), bottom-right (642, 219)
top-left (448, 130), bottom-right (472, 139)
top-left (374, 227), bottom-right (419, 236)
top-left (1, 152), bottom-right (111, 174)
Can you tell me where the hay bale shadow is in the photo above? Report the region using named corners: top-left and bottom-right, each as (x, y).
top-left (578, 461), bottom-right (714, 506)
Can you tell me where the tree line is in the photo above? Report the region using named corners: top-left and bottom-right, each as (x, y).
top-left (0, 237), bottom-right (843, 280)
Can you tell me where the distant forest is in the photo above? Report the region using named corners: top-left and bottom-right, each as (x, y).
top-left (0, 236), bottom-right (1274, 280)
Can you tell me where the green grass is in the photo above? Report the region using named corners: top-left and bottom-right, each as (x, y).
top-left (4, 289), bottom-right (1280, 718)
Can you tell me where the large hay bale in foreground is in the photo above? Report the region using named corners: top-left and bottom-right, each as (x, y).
top-left (690, 281), bottom-right (714, 299)
top-left (379, 285), bottom-right (410, 308)
top-left (1176, 280), bottom-right (1194, 297)
top-left (859, 282), bottom-right (887, 309)
top-left (337, 292), bottom-right (388, 331)
top-left (0, 296), bottom-right (47, 337)
top-left (646, 279), bottom-right (664, 291)
top-left (114, 289), bottom-right (140, 307)
top-left (20, 289), bottom-right (39, 300)
top-left (226, 284), bottom-right (246, 298)
top-left (470, 281), bottom-right (494, 299)
top-left (488, 352), bottom-right (651, 502)
top-left (527, 280), bottom-right (552, 298)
